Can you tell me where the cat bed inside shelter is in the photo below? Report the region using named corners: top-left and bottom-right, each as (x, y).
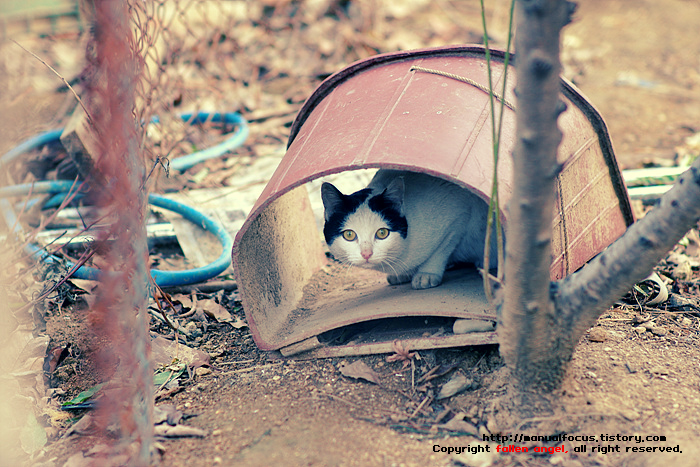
top-left (231, 45), bottom-right (634, 359)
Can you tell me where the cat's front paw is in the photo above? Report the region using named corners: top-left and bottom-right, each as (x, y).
top-left (411, 272), bottom-right (443, 289)
top-left (387, 273), bottom-right (412, 285)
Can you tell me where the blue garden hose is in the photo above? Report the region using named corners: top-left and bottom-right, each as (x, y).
top-left (0, 180), bottom-right (234, 287)
top-left (0, 112), bottom-right (246, 287)
top-left (159, 112), bottom-right (249, 172)
top-left (148, 194), bottom-right (234, 287)
top-left (0, 129), bottom-right (64, 165)
top-left (0, 112), bottom-right (249, 172)
top-left (20, 112), bottom-right (248, 210)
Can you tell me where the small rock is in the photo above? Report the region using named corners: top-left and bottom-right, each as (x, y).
top-left (620, 409), bottom-right (640, 421)
top-left (437, 374), bottom-right (474, 399)
top-left (672, 261), bottom-right (693, 281)
top-left (153, 404), bottom-right (183, 425)
top-left (588, 327), bottom-right (608, 342)
top-left (47, 388), bottom-right (66, 398)
top-left (478, 424), bottom-right (490, 438)
top-left (486, 417), bottom-right (499, 435)
top-left (633, 326), bottom-right (646, 334)
top-left (632, 315), bottom-right (647, 324)
top-left (195, 367), bottom-right (212, 377)
top-left (453, 442), bottom-right (499, 467)
top-left (642, 322), bottom-right (656, 331)
top-left (651, 327), bottom-right (667, 336)
top-left (681, 317), bottom-right (692, 327)
top-left (185, 321), bottom-right (202, 338)
top-left (550, 454), bottom-right (566, 465)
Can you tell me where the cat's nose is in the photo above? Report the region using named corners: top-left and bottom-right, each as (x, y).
top-left (361, 248), bottom-right (373, 260)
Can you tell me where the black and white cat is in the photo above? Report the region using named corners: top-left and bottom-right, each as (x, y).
top-left (321, 169), bottom-right (500, 290)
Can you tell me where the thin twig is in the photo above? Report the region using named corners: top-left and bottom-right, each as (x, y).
top-left (318, 391), bottom-right (410, 417)
top-left (217, 359), bottom-right (255, 366)
top-left (12, 247), bottom-right (96, 315)
top-left (9, 182), bottom-right (35, 234)
top-left (411, 358), bottom-right (415, 392)
top-left (416, 365), bottom-right (442, 384)
top-left (220, 362), bottom-right (283, 375)
top-left (410, 395), bottom-right (433, 419)
top-left (11, 39), bottom-right (94, 126)
top-left (152, 283), bottom-right (192, 339)
top-left (17, 177), bottom-right (84, 255)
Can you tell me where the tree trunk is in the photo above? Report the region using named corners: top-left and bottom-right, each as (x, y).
top-left (500, 0), bottom-right (576, 395)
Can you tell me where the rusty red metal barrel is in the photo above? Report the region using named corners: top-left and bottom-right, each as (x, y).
top-left (232, 45), bottom-right (633, 357)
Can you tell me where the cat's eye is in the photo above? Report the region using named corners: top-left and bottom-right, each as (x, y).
top-left (375, 228), bottom-right (389, 239)
top-left (342, 230), bottom-right (357, 241)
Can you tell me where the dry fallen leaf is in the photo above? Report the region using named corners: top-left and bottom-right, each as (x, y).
top-left (230, 316), bottom-right (248, 329)
top-left (151, 335), bottom-right (211, 369)
top-left (198, 298), bottom-right (232, 323)
top-left (153, 404), bottom-right (183, 426)
top-left (64, 413), bottom-right (97, 437)
top-left (172, 293), bottom-right (193, 309)
top-left (338, 360), bottom-right (381, 385)
top-left (435, 413), bottom-right (479, 434)
top-left (386, 340), bottom-right (416, 369)
top-left (44, 343), bottom-right (71, 373)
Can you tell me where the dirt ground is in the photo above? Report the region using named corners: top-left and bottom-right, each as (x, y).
top-left (4, 0), bottom-right (700, 466)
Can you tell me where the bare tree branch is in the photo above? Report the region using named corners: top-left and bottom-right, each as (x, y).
top-left (554, 161), bottom-right (700, 344)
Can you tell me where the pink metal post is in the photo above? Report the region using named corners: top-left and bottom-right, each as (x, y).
top-left (85, 1), bottom-right (153, 462)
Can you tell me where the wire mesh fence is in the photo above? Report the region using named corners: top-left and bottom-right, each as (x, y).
top-left (126, 0), bottom-right (491, 189)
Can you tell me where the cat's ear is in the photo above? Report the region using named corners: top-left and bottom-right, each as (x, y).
top-left (383, 176), bottom-right (405, 213)
top-left (321, 182), bottom-right (344, 220)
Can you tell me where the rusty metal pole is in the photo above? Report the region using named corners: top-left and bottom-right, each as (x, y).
top-left (87, 0), bottom-right (153, 463)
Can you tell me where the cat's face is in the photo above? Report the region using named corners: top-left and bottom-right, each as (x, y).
top-left (321, 180), bottom-right (408, 273)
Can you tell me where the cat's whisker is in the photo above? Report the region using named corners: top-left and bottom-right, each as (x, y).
top-left (335, 257), bottom-right (356, 279)
top-left (381, 256), bottom-right (411, 282)
top-left (342, 263), bottom-right (355, 279)
top-left (379, 258), bottom-right (398, 278)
